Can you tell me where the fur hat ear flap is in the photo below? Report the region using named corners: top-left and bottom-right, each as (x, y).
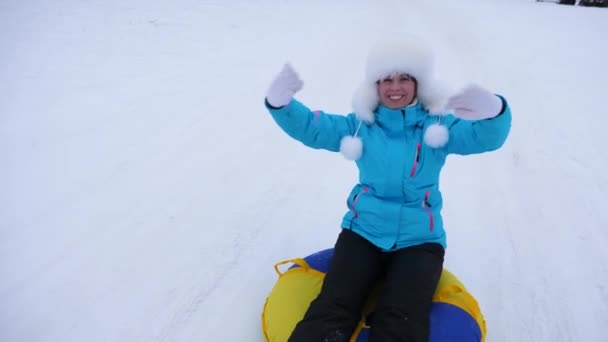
top-left (417, 79), bottom-right (450, 115)
top-left (418, 79), bottom-right (450, 148)
top-left (352, 82), bottom-right (378, 124)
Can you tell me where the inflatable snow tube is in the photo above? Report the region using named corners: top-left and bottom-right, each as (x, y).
top-left (262, 248), bottom-right (486, 342)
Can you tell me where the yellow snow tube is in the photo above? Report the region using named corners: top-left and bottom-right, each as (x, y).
top-left (261, 249), bottom-right (486, 342)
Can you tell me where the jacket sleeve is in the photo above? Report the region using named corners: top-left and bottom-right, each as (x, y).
top-left (443, 95), bottom-right (512, 155)
top-left (265, 98), bottom-right (357, 152)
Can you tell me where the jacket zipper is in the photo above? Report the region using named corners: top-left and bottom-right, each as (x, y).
top-left (401, 109), bottom-right (432, 231)
top-left (410, 143), bottom-right (421, 177)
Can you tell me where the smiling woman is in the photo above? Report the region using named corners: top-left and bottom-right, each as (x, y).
top-left (377, 73), bottom-right (417, 109)
top-left (263, 33), bottom-right (511, 342)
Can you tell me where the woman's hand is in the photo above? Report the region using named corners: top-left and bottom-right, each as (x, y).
top-left (446, 84), bottom-right (504, 120)
top-left (266, 63), bottom-right (303, 108)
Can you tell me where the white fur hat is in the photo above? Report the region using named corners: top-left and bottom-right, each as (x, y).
top-left (340, 34), bottom-right (449, 161)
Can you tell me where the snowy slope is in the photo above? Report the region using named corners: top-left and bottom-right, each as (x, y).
top-left (1, 0), bottom-right (607, 341)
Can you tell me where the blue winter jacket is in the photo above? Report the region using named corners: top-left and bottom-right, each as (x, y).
top-left (266, 97), bottom-right (511, 251)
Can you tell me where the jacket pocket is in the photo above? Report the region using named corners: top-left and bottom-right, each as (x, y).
top-left (349, 186), bottom-right (370, 219)
top-left (421, 191), bottom-right (434, 231)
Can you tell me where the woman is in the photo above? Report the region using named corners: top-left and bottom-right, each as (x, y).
top-left (264, 36), bottom-right (511, 342)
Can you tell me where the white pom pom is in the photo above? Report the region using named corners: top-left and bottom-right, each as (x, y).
top-left (424, 123), bottom-right (449, 148)
top-left (340, 135), bottom-right (363, 161)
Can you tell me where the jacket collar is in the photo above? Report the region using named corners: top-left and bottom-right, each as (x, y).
top-left (375, 102), bottom-right (427, 132)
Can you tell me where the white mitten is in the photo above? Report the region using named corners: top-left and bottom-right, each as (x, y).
top-left (266, 63), bottom-right (303, 108)
top-left (446, 84), bottom-right (503, 120)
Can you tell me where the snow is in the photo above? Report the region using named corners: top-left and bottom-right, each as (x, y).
top-left (1, 0), bottom-right (607, 341)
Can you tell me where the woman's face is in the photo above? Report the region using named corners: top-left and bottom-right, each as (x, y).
top-left (377, 73), bottom-right (417, 109)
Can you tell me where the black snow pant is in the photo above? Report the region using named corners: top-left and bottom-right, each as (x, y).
top-left (288, 229), bottom-right (444, 342)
